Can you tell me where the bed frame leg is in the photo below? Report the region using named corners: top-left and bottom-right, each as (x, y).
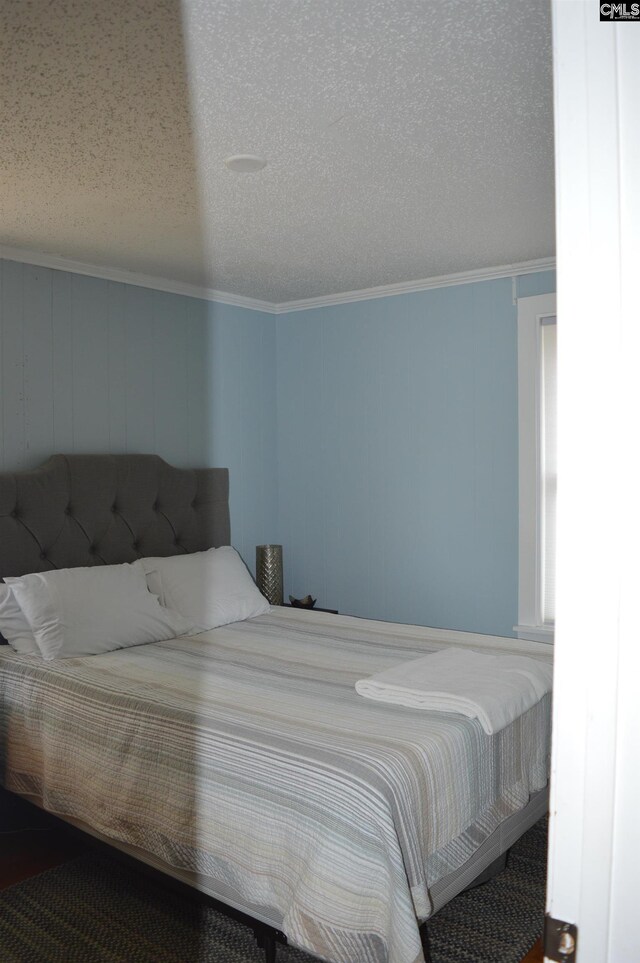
top-left (254, 926), bottom-right (277, 963)
top-left (462, 849), bottom-right (508, 891)
top-left (263, 932), bottom-right (276, 963)
top-left (420, 922), bottom-right (433, 963)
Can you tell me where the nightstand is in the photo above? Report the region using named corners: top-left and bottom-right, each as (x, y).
top-left (281, 603), bottom-right (338, 614)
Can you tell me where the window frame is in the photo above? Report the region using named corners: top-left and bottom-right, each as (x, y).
top-left (515, 292), bottom-right (556, 644)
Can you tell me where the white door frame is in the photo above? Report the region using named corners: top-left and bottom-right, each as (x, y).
top-left (547, 4), bottom-right (640, 961)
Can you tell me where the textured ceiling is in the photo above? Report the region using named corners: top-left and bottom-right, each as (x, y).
top-left (0, 0), bottom-right (554, 303)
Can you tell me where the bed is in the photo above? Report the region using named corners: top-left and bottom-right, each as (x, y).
top-left (0, 455), bottom-right (552, 963)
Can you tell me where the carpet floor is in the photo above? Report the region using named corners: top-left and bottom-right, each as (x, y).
top-left (0, 818), bottom-right (546, 963)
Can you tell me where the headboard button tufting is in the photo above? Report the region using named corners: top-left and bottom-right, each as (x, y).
top-left (0, 455), bottom-right (230, 578)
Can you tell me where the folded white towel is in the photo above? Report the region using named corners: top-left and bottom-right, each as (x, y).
top-left (355, 647), bottom-right (553, 734)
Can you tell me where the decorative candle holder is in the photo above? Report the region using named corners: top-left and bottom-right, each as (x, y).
top-left (255, 544), bottom-right (283, 606)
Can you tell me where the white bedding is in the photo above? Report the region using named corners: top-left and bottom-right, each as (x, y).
top-left (355, 646), bottom-right (553, 734)
top-left (0, 608), bottom-right (552, 963)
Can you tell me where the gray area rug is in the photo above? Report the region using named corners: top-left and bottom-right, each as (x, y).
top-left (0, 819), bottom-right (546, 963)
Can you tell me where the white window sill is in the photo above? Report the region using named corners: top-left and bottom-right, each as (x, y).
top-left (513, 624), bottom-right (555, 644)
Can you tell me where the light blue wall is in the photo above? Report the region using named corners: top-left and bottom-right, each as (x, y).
top-left (0, 259), bottom-right (278, 568)
top-left (0, 257), bottom-right (556, 635)
top-left (276, 270), bottom-right (556, 637)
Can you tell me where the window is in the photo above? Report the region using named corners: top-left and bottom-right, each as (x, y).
top-left (515, 293), bottom-right (557, 643)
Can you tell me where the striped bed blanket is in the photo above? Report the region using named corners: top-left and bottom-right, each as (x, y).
top-left (0, 608), bottom-right (551, 963)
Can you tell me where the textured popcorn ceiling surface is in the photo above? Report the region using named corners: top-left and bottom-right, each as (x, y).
top-left (0, 0), bottom-right (554, 303)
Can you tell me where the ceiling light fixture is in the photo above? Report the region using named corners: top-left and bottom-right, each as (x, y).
top-left (224, 154), bottom-right (267, 173)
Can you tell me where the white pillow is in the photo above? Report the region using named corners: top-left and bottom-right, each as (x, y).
top-left (136, 546), bottom-right (270, 633)
top-left (5, 563), bottom-right (196, 661)
top-left (0, 583), bottom-right (39, 655)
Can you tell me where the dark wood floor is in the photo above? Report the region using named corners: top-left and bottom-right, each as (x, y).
top-left (0, 825), bottom-right (87, 890)
top-left (521, 939), bottom-right (543, 962)
top-left (0, 792), bottom-right (544, 962)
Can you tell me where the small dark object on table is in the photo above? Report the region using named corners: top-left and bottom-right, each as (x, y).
top-left (289, 594), bottom-right (317, 609)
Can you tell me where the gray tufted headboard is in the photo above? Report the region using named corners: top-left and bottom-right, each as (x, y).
top-left (0, 455), bottom-right (230, 580)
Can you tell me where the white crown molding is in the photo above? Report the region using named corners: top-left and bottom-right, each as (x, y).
top-left (0, 244), bottom-right (555, 315)
top-left (272, 257), bottom-right (556, 313)
top-left (0, 245), bottom-right (277, 314)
